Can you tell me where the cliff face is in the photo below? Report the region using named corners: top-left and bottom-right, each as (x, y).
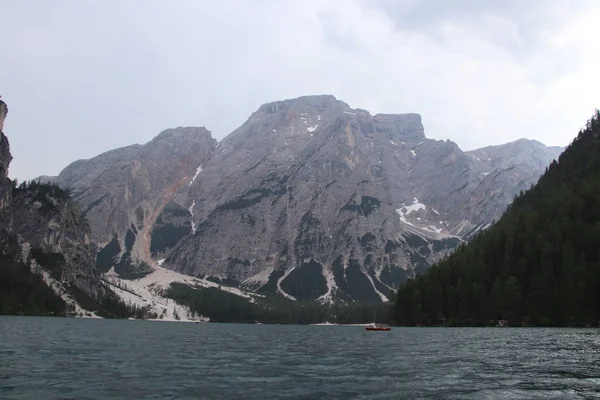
top-left (52, 127), bottom-right (217, 272)
top-left (11, 185), bottom-right (103, 299)
top-left (0, 134), bottom-right (12, 231)
top-left (0, 98), bottom-right (103, 312)
top-left (0, 100), bottom-right (13, 252)
top-left (0, 101), bottom-right (11, 231)
top-left (0, 100), bottom-right (7, 134)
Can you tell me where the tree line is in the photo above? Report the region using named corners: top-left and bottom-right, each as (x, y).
top-left (166, 283), bottom-right (392, 324)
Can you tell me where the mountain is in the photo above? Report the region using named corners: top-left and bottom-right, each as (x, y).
top-left (41, 95), bottom-right (563, 304)
top-left (46, 128), bottom-right (216, 275)
top-left (394, 111), bottom-right (600, 327)
top-left (1, 98), bottom-right (224, 320)
top-left (461, 139), bottom-right (563, 238)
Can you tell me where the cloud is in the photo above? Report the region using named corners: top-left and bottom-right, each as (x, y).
top-left (1, 0), bottom-right (599, 180)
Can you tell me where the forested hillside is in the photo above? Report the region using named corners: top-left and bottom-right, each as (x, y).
top-left (166, 283), bottom-right (392, 324)
top-left (394, 111), bottom-right (600, 327)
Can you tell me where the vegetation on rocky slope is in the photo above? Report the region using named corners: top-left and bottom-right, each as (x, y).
top-left (0, 182), bottom-right (155, 319)
top-left (0, 235), bottom-right (67, 316)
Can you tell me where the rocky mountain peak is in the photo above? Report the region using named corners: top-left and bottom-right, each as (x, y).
top-left (150, 126), bottom-right (214, 145)
top-left (255, 94), bottom-right (349, 116)
top-left (373, 113), bottom-right (425, 142)
top-left (225, 95), bottom-right (427, 155)
top-left (466, 138), bottom-right (564, 174)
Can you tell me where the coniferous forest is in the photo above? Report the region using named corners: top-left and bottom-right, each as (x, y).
top-left (166, 283), bottom-right (392, 324)
top-left (394, 111), bottom-right (600, 327)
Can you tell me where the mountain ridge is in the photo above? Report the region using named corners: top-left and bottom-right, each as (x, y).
top-left (37, 95), bottom-right (564, 303)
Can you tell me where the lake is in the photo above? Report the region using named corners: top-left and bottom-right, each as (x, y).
top-left (0, 317), bottom-right (599, 399)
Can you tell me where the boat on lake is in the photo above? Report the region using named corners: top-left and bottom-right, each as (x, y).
top-left (365, 324), bottom-right (391, 331)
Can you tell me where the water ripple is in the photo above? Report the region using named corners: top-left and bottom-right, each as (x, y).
top-left (1, 317), bottom-right (599, 399)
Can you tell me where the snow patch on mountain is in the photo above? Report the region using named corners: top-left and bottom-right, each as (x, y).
top-left (363, 271), bottom-right (389, 302)
top-left (276, 268), bottom-right (298, 301)
top-left (188, 200), bottom-right (196, 233)
top-left (397, 198), bottom-right (427, 218)
top-left (395, 198), bottom-right (453, 237)
top-left (190, 165), bottom-right (204, 185)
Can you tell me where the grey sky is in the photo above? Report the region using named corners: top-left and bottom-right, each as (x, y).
top-left (2, 0), bottom-right (599, 181)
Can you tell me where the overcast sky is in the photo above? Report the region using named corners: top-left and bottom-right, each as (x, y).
top-left (2, 0), bottom-right (599, 181)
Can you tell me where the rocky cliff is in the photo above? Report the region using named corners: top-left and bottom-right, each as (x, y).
top-left (0, 100), bottom-right (11, 230)
top-left (11, 183), bottom-right (103, 299)
top-left (0, 99), bottom-right (7, 133)
top-left (0, 98), bottom-right (104, 315)
top-left (44, 95), bottom-right (563, 303)
top-left (47, 127), bottom-right (217, 275)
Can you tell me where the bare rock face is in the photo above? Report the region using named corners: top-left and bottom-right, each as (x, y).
top-left (0, 99), bottom-right (13, 234)
top-left (50, 127), bottom-right (216, 272)
top-left (46, 95), bottom-right (563, 303)
top-left (0, 99), bottom-right (7, 133)
top-left (0, 137), bottom-right (12, 230)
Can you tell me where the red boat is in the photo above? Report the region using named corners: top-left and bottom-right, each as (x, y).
top-left (365, 324), bottom-right (391, 331)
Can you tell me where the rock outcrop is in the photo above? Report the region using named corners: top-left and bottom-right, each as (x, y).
top-left (0, 99), bottom-right (7, 133)
top-left (0, 144), bottom-right (11, 229)
top-left (1, 99), bottom-right (13, 244)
